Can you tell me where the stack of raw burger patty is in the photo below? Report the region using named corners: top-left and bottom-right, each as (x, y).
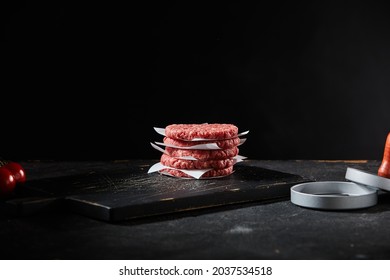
top-left (159, 123), bottom-right (244, 179)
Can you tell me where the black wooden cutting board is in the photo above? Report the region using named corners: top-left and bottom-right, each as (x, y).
top-left (2, 162), bottom-right (311, 222)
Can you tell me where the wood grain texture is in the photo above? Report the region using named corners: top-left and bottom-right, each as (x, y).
top-left (67, 163), bottom-right (310, 221)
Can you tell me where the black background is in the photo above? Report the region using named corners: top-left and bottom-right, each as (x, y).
top-left (3, 1), bottom-right (390, 161)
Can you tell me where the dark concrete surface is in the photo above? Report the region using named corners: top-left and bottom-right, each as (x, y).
top-left (1, 159), bottom-right (389, 260)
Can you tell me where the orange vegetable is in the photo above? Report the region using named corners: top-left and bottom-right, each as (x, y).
top-left (378, 132), bottom-right (390, 179)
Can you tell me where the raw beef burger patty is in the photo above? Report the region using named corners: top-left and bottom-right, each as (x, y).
top-left (165, 123), bottom-right (238, 140)
top-left (161, 166), bottom-right (234, 178)
top-left (165, 146), bottom-right (239, 160)
top-left (160, 154), bottom-right (234, 169)
top-left (163, 136), bottom-right (241, 149)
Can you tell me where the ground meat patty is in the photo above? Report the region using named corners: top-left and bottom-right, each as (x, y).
top-left (161, 166), bottom-right (234, 178)
top-left (165, 146), bottom-right (239, 160)
top-left (165, 123), bottom-right (238, 140)
top-left (160, 154), bottom-right (234, 169)
top-left (163, 136), bottom-right (241, 149)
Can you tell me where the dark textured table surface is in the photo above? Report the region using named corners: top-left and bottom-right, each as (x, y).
top-left (1, 159), bottom-right (389, 260)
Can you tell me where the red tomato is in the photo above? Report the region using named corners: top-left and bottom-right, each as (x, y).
top-left (4, 161), bottom-right (26, 184)
top-left (0, 167), bottom-right (16, 195)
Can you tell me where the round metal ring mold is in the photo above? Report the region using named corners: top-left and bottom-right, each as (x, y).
top-left (345, 167), bottom-right (390, 192)
top-left (290, 181), bottom-right (378, 210)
